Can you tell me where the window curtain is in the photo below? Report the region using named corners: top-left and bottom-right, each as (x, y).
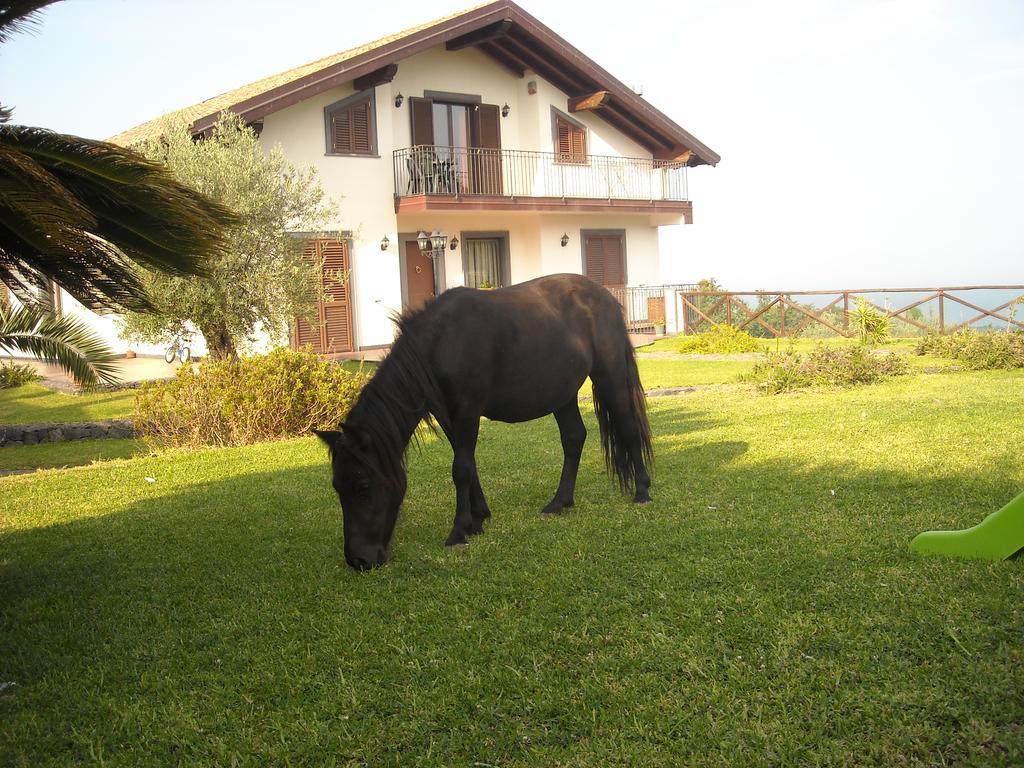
top-left (464, 239), bottom-right (502, 288)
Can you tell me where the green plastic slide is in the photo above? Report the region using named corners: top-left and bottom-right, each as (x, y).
top-left (911, 490), bottom-right (1024, 561)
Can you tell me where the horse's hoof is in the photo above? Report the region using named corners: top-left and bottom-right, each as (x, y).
top-left (469, 520), bottom-right (485, 535)
top-left (541, 500), bottom-right (572, 515)
top-left (445, 541), bottom-right (468, 550)
top-left (445, 531), bottom-right (469, 547)
top-left (633, 492), bottom-right (652, 504)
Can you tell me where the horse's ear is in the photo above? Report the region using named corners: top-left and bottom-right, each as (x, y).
top-left (340, 422), bottom-right (371, 453)
top-left (313, 429), bottom-right (341, 447)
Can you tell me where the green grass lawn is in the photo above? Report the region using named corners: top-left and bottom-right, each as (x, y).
top-left (0, 438), bottom-right (148, 471)
top-left (2, 369), bottom-right (1022, 766)
top-left (642, 335), bottom-right (926, 355)
top-left (634, 357), bottom-right (755, 387)
top-left (0, 384), bottom-right (136, 425)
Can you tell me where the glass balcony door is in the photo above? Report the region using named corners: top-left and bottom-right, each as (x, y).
top-left (431, 103), bottom-right (470, 193)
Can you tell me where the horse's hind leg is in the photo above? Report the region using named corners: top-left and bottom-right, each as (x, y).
top-left (470, 471), bottom-right (491, 526)
top-left (542, 400), bottom-right (587, 515)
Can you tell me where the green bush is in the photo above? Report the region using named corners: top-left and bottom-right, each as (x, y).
top-left (746, 345), bottom-right (909, 394)
top-left (849, 297), bottom-right (891, 346)
top-left (134, 347), bottom-right (368, 447)
top-left (675, 325), bottom-right (762, 354)
top-left (915, 330), bottom-right (1024, 370)
top-left (0, 361), bottom-right (41, 389)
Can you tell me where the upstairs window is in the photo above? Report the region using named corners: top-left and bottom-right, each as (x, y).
top-left (554, 115), bottom-right (587, 165)
top-left (325, 91), bottom-right (376, 156)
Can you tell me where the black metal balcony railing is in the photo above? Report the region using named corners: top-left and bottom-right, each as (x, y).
top-left (393, 146), bottom-right (689, 202)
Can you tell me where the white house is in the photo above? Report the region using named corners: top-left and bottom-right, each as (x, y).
top-left (29, 0), bottom-right (720, 358)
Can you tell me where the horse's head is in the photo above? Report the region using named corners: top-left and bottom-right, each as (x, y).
top-left (315, 426), bottom-right (406, 571)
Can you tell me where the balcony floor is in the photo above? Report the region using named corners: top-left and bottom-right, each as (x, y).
top-left (394, 194), bottom-right (693, 223)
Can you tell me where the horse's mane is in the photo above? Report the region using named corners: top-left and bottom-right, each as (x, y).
top-left (342, 301), bottom-right (450, 487)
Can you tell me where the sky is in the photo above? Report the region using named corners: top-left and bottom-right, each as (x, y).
top-left (3, 0), bottom-right (1022, 290)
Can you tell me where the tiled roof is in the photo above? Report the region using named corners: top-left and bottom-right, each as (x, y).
top-left (108, 4), bottom-right (489, 146)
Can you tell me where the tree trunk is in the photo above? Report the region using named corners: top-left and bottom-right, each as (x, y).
top-left (200, 323), bottom-right (237, 361)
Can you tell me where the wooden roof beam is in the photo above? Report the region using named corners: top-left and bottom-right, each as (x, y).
top-left (569, 91), bottom-right (611, 112)
top-left (506, 25), bottom-right (601, 92)
top-left (478, 40), bottom-right (526, 77)
top-left (496, 35), bottom-right (582, 95)
top-left (353, 63), bottom-right (398, 91)
top-left (445, 19), bottom-right (513, 51)
top-left (599, 105), bottom-right (675, 153)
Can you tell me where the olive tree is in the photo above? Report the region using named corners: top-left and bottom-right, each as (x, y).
top-left (121, 112), bottom-right (337, 359)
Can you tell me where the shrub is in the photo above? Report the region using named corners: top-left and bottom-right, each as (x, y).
top-left (134, 347), bottom-right (368, 447)
top-left (849, 297), bottom-right (891, 346)
top-left (675, 324), bottom-right (762, 354)
top-left (746, 345), bottom-right (909, 394)
top-left (0, 361), bottom-right (41, 389)
top-left (916, 330), bottom-right (1024, 370)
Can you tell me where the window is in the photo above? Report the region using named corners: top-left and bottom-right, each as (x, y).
top-left (554, 115), bottom-right (587, 165)
top-left (324, 91), bottom-right (375, 155)
top-left (582, 231), bottom-right (626, 288)
top-left (462, 234), bottom-right (510, 288)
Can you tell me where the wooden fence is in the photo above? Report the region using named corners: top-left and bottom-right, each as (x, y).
top-left (676, 285), bottom-right (1024, 338)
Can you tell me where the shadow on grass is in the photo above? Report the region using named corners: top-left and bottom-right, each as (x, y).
top-left (2, 409), bottom-right (1023, 765)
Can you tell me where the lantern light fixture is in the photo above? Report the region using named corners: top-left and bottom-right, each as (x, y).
top-left (449, 236), bottom-right (459, 250)
top-left (560, 233), bottom-right (569, 247)
top-left (394, 92), bottom-right (404, 108)
top-left (380, 235), bottom-right (390, 251)
top-left (501, 103), bottom-right (510, 118)
top-left (416, 230), bottom-right (448, 259)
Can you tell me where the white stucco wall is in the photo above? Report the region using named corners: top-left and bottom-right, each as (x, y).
top-left (45, 41), bottom-right (685, 357)
top-left (256, 43), bottom-right (680, 348)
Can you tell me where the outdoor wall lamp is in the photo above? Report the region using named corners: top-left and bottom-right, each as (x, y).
top-left (449, 236), bottom-right (459, 250)
top-left (501, 103), bottom-right (510, 117)
top-left (380, 235), bottom-right (390, 251)
top-left (560, 233), bottom-right (569, 247)
top-left (417, 230), bottom-right (448, 259)
top-left (394, 92), bottom-right (404, 108)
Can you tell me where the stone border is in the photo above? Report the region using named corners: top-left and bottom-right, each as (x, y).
top-left (0, 419), bottom-right (136, 447)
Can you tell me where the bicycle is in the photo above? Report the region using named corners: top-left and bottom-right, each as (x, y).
top-left (164, 334), bottom-right (192, 364)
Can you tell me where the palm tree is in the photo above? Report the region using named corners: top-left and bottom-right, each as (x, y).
top-left (1, 302), bottom-right (119, 387)
top-left (0, 0), bottom-right (235, 385)
top-left (1, 1), bottom-right (236, 314)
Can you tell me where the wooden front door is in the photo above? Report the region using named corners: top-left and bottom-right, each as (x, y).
top-left (293, 239), bottom-right (354, 354)
top-left (405, 240), bottom-right (436, 310)
top-left (583, 232), bottom-right (626, 288)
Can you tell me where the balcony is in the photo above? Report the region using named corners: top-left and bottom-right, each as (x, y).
top-left (393, 146), bottom-right (691, 219)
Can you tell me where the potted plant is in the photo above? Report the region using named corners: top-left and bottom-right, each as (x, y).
top-left (478, 281), bottom-right (496, 290)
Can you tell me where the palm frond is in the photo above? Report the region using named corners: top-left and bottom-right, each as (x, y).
top-left (0, 1), bottom-right (61, 44)
top-left (0, 124), bottom-right (238, 312)
top-left (0, 302), bottom-right (120, 387)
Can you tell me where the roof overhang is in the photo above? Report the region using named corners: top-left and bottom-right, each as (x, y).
top-left (183, 1), bottom-right (719, 167)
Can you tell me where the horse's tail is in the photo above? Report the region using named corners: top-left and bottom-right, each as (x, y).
top-left (592, 331), bottom-right (653, 494)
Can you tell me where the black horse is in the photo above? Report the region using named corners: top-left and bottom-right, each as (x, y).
top-left (315, 273), bottom-right (653, 570)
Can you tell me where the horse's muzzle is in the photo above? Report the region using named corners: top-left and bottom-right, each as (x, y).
top-left (346, 546), bottom-right (390, 571)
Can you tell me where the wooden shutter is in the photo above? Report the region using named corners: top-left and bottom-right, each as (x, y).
top-left (470, 103), bottom-right (502, 195)
top-left (409, 97), bottom-right (434, 146)
top-left (477, 104), bottom-right (501, 150)
top-left (320, 240), bottom-right (353, 353)
top-left (330, 97), bottom-right (372, 154)
top-left (584, 234), bottom-right (625, 288)
top-left (294, 241), bottom-right (324, 353)
top-left (555, 116), bottom-right (586, 164)
top-left (292, 239), bottom-right (354, 354)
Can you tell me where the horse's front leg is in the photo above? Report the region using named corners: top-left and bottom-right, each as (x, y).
top-left (446, 415), bottom-right (483, 547)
